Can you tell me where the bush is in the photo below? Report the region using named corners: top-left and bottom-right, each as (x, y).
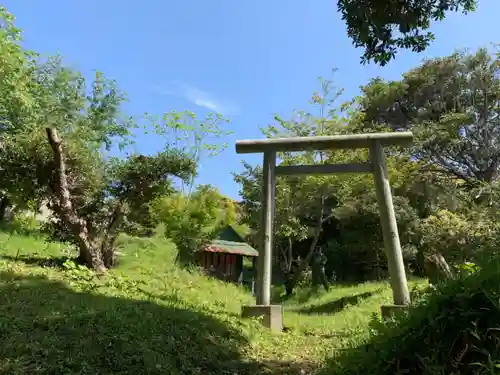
top-left (415, 210), bottom-right (500, 265)
top-left (324, 260), bottom-right (500, 375)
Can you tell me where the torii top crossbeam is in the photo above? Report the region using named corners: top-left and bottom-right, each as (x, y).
top-left (235, 131), bottom-right (413, 154)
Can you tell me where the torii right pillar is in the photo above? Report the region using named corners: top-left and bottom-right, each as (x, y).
top-left (370, 140), bottom-right (410, 319)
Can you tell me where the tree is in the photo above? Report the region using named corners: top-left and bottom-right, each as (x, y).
top-left (149, 110), bottom-right (232, 195)
top-left (0, 49), bottom-right (135, 222)
top-left (329, 190), bottom-right (419, 281)
top-left (152, 184), bottom-right (244, 265)
top-left (356, 47), bottom-right (500, 187)
top-left (0, 7), bottom-right (41, 220)
top-left (45, 127), bottom-right (195, 271)
top-left (338, 0), bottom-right (477, 65)
top-left (147, 110), bottom-right (234, 264)
top-left (351, 47), bottom-right (500, 272)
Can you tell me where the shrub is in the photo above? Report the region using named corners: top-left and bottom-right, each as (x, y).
top-left (324, 260), bottom-right (500, 375)
top-left (415, 210), bottom-right (500, 265)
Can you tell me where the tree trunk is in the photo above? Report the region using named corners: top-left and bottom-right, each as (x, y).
top-left (284, 277), bottom-right (294, 297)
top-left (288, 195), bottom-right (326, 291)
top-left (424, 252), bottom-right (455, 286)
top-left (46, 127), bottom-right (107, 272)
top-left (414, 248), bottom-right (426, 277)
top-left (481, 158), bottom-right (499, 184)
top-left (101, 205), bottom-right (124, 267)
top-left (0, 196), bottom-right (10, 223)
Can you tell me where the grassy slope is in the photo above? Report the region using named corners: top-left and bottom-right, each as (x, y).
top-left (0, 231), bottom-right (420, 374)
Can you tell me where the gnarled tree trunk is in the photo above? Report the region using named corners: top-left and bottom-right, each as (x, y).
top-left (46, 127), bottom-right (107, 272)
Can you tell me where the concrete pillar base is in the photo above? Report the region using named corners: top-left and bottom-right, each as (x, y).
top-left (242, 305), bottom-right (283, 332)
top-left (381, 304), bottom-right (409, 320)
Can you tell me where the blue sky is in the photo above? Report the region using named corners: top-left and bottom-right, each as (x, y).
top-left (5, 1), bottom-right (500, 199)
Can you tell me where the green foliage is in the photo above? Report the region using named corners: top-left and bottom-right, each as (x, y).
top-left (414, 209), bottom-right (500, 265)
top-left (455, 261), bottom-right (481, 277)
top-left (108, 150), bottom-right (196, 235)
top-left (329, 192), bottom-right (419, 281)
top-left (152, 184), bottom-right (242, 264)
top-left (0, 212), bottom-right (41, 237)
top-left (0, 7), bottom-right (38, 135)
top-left (357, 47), bottom-right (500, 185)
top-left (324, 260), bottom-right (500, 375)
top-left (0, 54), bottom-right (132, 216)
top-left (0, 8), bottom-right (44, 211)
top-left (148, 110), bottom-right (232, 194)
top-left (338, 0), bottom-right (477, 65)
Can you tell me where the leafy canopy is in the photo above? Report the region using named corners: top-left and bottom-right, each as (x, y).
top-left (338, 0), bottom-right (477, 65)
top-left (357, 47), bottom-right (500, 186)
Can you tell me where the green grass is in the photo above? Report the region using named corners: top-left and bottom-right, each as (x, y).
top-left (0, 231), bottom-right (422, 374)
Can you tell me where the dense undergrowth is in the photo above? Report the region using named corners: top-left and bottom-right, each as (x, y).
top-left (321, 263), bottom-right (500, 375)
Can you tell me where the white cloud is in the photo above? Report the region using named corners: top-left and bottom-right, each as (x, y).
top-left (151, 83), bottom-right (238, 115)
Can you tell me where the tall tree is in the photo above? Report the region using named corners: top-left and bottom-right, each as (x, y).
top-left (356, 47), bottom-right (500, 187)
top-left (0, 58), bottom-right (134, 222)
top-left (146, 110), bottom-right (233, 264)
top-left (0, 7), bottom-right (41, 220)
top-left (45, 127), bottom-right (195, 271)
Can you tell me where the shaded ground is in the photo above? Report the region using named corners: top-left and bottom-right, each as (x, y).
top-left (293, 290), bottom-right (381, 315)
top-left (0, 272), bottom-right (257, 375)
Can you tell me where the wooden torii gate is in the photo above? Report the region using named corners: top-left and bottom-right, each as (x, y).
top-left (238, 132), bottom-right (413, 331)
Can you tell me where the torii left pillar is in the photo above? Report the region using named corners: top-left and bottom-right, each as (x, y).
top-left (241, 150), bottom-right (283, 332)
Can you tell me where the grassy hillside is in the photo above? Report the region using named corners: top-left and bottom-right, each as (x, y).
top-left (0, 230), bottom-right (417, 374)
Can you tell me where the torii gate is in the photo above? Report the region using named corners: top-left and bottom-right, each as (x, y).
top-left (238, 132), bottom-right (413, 331)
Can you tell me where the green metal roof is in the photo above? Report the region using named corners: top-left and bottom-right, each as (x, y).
top-left (203, 226), bottom-right (259, 257)
top-left (205, 240), bottom-right (259, 257)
